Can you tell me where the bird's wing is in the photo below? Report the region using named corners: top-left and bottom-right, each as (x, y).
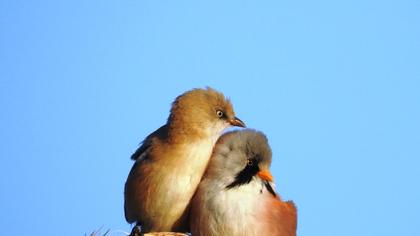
top-left (265, 198), bottom-right (297, 236)
top-left (130, 124), bottom-right (168, 161)
top-left (278, 200), bottom-right (298, 235)
top-left (125, 124), bottom-right (168, 223)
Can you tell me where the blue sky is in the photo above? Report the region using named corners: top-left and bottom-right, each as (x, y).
top-left (1, 0), bottom-right (419, 235)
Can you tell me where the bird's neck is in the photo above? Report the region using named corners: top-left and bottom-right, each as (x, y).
top-left (166, 124), bottom-right (206, 144)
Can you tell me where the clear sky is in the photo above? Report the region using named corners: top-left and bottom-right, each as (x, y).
top-left (1, 0), bottom-right (419, 235)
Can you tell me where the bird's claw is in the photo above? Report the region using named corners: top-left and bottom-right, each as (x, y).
top-left (129, 224), bottom-right (141, 236)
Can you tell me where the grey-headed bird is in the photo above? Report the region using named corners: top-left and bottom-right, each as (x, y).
top-left (190, 129), bottom-right (297, 236)
top-left (124, 87), bottom-right (245, 233)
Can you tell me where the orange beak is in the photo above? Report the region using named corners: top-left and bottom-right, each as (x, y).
top-left (257, 170), bottom-right (273, 182)
top-left (229, 117), bottom-right (246, 127)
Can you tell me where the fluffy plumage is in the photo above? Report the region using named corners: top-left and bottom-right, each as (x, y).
top-left (124, 87), bottom-right (245, 233)
top-left (190, 129), bottom-right (297, 236)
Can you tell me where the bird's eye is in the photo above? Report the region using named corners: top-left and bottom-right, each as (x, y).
top-left (246, 159), bottom-right (254, 166)
top-left (216, 110), bottom-right (224, 118)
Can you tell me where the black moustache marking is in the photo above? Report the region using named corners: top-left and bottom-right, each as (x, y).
top-left (264, 180), bottom-right (277, 197)
top-left (226, 162), bottom-right (259, 189)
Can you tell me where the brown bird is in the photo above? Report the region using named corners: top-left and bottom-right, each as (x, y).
top-left (124, 87), bottom-right (245, 233)
top-left (190, 129), bottom-right (297, 236)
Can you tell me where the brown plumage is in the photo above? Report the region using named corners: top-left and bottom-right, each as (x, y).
top-left (124, 87), bottom-right (245, 233)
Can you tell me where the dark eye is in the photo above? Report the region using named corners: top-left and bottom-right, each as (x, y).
top-left (246, 159), bottom-right (254, 166)
top-left (216, 110), bottom-right (224, 118)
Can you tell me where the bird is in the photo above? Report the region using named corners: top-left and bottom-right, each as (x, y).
top-left (190, 129), bottom-right (297, 236)
top-left (124, 87), bottom-right (245, 234)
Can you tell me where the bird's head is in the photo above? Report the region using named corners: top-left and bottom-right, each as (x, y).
top-left (167, 87), bottom-right (245, 141)
top-left (206, 129), bottom-right (276, 196)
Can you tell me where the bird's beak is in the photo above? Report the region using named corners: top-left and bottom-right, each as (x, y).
top-left (229, 117), bottom-right (246, 127)
top-left (257, 170), bottom-right (273, 182)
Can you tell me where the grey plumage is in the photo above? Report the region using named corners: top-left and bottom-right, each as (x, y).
top-left (190, 129), bottom-right (297, 236)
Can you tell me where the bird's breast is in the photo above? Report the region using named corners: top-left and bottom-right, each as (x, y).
top-left (195, 179), bottom-right (264, 235)
top-left (152, 139), bottom-right (216, 200)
